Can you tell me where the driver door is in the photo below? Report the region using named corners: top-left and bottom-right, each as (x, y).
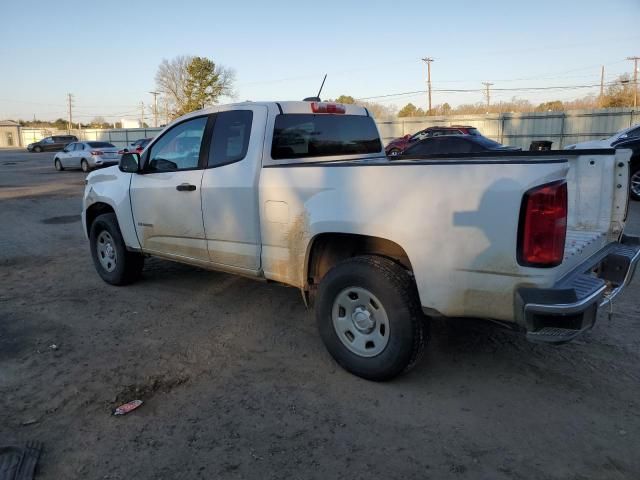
top-left (59, 143), bottom-right (75, 167)
top-left (130, 115), bottom-right (211, 262)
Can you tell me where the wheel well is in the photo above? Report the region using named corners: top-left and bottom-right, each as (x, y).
top-left (306, 233), bottom-right (414, 288)
top-left (85, 202), bottom-right (114, 236)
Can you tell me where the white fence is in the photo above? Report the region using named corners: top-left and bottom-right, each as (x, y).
top-left (20, 127), bottom-right (163, 148)
top-left (19, 107), bottom-right (640, 150)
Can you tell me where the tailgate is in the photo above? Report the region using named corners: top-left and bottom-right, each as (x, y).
top-left (559, 148), bottom-right (632, 276)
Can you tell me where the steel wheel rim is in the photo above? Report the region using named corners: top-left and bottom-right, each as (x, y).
top-left (55, 160), bottom-right (61, 170)
top-left (331, 286), bottom-right (390, 357)
top-left (631, 170), bottom-right (640, 197)
top-left (82, 161), bottom-right (88, 172)
top-left (96, 231), bottom-right (117, 272)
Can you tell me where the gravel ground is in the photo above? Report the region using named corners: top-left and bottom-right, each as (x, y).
top-left (1, 148), bottom-right (639, 480)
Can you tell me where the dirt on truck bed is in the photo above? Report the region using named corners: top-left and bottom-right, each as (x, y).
top-left (1, 149), bottom-right (640, 480)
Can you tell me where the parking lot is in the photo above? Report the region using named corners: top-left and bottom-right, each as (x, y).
top-left (1, 148), bottom-right (639, 479)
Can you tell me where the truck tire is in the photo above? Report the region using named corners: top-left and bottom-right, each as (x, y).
top-left (315, 255), bottom-right (428, 381)
top-left (89, 213), bottom-right (144, 285)
top-left (630, 166), bottom-right (640, 201)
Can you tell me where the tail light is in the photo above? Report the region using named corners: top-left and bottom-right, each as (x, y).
top-left (517, 181), bottom-right (567, 267)
top-left (91, 150), bottom-right (104, 156)
top-left (311, 102), bottom-right (346, 114)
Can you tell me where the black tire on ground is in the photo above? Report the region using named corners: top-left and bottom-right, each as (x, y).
top-left (81, 159), bottom-right (90, 173)
top-left (630, 166), bottom-right (640, 201)
top-left (89, 213), bottom-right (144, 286)
top-left (33, 146), bottom-right (42, 153)
top-left (315, 255), bottom-right (428, 381)
top-left (388, 148), bottom-right (401, 157)
top-left (54, 159), bottom-right (64, 171)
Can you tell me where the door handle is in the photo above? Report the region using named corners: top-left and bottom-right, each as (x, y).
top-left (176, 183), bottom-right (196, 192)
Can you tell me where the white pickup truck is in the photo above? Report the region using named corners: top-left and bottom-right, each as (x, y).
top-left (82, 100), bottom-right (640, 380)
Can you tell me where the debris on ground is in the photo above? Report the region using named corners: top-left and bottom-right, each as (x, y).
top-left (0, 441), bottom-right (42, 480)
top-left (113, 400), bottom-right (143, 416)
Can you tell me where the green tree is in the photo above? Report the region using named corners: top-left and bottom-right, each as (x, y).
top-left (398, 103), bottom-right (425, 117)
top-left (155, 55), bottom-right (235, 118)
top-left (53, 118), bottom-right (68, 130)
top-left (536, 100), bottom-right (564, 112)
top-left (335, 95), bottom-right (356, 104)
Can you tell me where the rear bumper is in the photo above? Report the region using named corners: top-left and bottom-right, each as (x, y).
top-left (92, 159), bottom-right (120, 168)
top-left (516, 234), bottom-right (640, 344)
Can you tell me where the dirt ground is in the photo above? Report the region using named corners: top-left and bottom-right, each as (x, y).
top-left (1, 148), bottom-right (639, 480)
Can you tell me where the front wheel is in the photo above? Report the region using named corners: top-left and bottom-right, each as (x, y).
top-left (89, 213), bottom-right (144, 285)
top-left (81, 159), bottom-right (90, 173)
top-left (33, 146), bottom-right (42, 153)
top-left (54, 158), bottom-right (64, 171)
top-left (630, 166), bottom-right (640, 201)
top-left (315, 255), bottom-right (428, 381)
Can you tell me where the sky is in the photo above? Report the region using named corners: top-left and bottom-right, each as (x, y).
top-left (1, 0), bottom-right (639, 122)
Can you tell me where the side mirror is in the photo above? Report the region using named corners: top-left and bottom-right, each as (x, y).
top-left (119, 152), bottom-right (140, 173)
top-left (62, 148), bottom-right (69, 153)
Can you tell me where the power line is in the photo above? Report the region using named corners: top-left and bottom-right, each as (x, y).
top-left (355, 82), bottom-right (619, 101)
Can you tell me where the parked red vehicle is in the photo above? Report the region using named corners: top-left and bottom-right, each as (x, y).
top-left (385, 125), bottom-right (481, 156)
top-left (117, 138), bottom-right (153, 155)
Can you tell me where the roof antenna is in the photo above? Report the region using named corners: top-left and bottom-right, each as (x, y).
top-left (303, 74), bottom-right (327, 102)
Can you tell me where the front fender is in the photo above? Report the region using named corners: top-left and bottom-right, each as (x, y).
top-left (83, 167), bottom-right (140, 249)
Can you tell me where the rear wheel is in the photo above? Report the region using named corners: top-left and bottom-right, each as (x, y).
top-left (630, 166), bottom-right (640, 201)
top-left (315, 255), bottom-right (428, 381)
top-left (81, 159), bottom-right (90, 173)
top-left (89, 213), bottom-right (144, 285)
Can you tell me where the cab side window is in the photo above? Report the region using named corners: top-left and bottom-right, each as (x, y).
top-left (208, 110), bottom-right (253, 167)
top-left (146, 116), bottom-right (208, 172)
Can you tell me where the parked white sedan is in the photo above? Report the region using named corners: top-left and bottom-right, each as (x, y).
top-left (54, 141), bottom-right (121, 172)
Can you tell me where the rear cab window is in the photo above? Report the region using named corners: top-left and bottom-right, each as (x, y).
top-left (271, 114), bottom-right (382, 160)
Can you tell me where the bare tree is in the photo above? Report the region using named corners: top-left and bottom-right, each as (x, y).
top-left (155, 55), bottom-right (236, 119)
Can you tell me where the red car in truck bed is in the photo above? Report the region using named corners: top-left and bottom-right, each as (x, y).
top-left (385, 125), bottom-right (480, 156)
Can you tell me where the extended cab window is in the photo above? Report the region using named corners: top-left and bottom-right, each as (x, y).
top-left (146, 116), bottom-right (207, 172)
top-left (271, 114), bottom-right (382, 160)
top-left (208, 110), bottom-right (252, 167)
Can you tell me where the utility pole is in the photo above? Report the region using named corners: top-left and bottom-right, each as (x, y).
top-left (66, 93), bottom-right (74, 133)
top-left (627, 56), bottom-right (639, 109)
top-left (482, 82), bottom-right (494, 111)
top-left (149, 91), bottom-right (160, 127)
top-left (599, 65), bottom-right (605, 108)
top-left (140, 101), bottom-right (145, 127)
top-left (421, 57), bottom-right (434, 115)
